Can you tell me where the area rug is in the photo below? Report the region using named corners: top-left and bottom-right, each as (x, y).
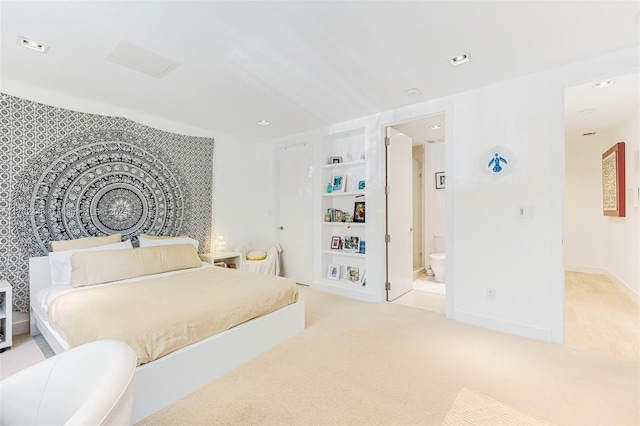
top-left (442, 388), bottom-right (554, 426)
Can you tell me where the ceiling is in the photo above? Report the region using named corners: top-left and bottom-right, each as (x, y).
top-left (1, 1), bottom-right (639, 142)
top-left (565, 71), bottom-right (639, 143)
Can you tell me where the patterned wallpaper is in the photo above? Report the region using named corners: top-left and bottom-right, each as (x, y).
top-left (0, 94), bottom-right (214, 313)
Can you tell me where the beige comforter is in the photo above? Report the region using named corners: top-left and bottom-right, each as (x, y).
top-left (48, 266), bottom-right (299, 365)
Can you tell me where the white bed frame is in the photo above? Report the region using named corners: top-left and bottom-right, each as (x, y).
top-left (29, 256), bottom-right (305, 423)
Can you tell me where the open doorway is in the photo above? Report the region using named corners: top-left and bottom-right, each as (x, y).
top-left (563, 72), bottom-right (639, 360)
top-left (386, 113), bottom-right (447, 314)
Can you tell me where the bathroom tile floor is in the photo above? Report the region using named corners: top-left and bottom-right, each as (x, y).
top-left (393, 274), bottom-right (446, 314)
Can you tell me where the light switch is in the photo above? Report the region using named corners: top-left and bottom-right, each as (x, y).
top-left (518, 205), bottom-right (534, 217)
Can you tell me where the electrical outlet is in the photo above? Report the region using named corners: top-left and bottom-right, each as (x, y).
top-left (486, 288), bottom-right (496, 302)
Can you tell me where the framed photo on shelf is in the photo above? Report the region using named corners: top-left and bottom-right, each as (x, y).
top-left (347, 266), bottom-right (359, 283)
top-left (331, 236), bottom-right (341, 249)
top-left (353, 201), bottom-right (365, 223)
top-left (327, 263), bottom-right (340, 280)
top-left (343, 236), bottom-right (360, 252)
top-left (332, 173), bottom-right (346, 192)
top-left (435, 171), bottom-right (445, 189)
top-left (329, 156), bottom-right (343, 164)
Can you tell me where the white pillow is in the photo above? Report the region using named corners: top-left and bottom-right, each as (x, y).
top-left (138, 235), bottom-right (199, 251)
top-left (49, 240), bottom-right (133, 286)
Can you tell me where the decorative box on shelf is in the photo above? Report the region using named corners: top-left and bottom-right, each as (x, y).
top-left (199, 252), bottom-right (242, 269)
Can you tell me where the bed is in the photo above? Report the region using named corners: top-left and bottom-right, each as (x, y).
top-left (29, 244), bottom-right (305, 423)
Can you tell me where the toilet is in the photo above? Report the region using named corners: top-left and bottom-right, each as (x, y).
top-left (429, 235), bottom-right (446, 283)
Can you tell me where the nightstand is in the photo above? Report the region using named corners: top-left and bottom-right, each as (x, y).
top-left (199, 252), bottom-right (243, 269)
top-left (0, 280), bottom-right (13, 351)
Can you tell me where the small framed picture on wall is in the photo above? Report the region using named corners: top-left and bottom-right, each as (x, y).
top-left (435, 171), bottom-right (445, 189)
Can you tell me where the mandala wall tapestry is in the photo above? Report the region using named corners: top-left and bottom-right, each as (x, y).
top-left (0, 94), bottom-right (214, 313)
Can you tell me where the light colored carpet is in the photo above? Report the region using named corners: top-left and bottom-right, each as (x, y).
top-left (138, 285), bottom-right (639, 426)
top-left (2, 282), bottom-right (638, 425)
top-left (442, 388), bottom-right (554, 426)
top-left (565, 271), bottom-right (640, 361)
top-left (0, 333), bottom-right (45, 380)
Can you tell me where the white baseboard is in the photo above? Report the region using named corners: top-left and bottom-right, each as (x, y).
top-left (564, 265), bottom-right (607, 275)
top-left (607, 272), bottom-right (640, 305)
top-left (311, 281), bottom-right (383, 303)
top-left (413, 267), bottom-right (425, 280)
top-left (565, 266), bottom-right (639, 305)
top-left (453, 309), bottom-right (556, 343)
top-left (12, 312), bottom-right (30, 336)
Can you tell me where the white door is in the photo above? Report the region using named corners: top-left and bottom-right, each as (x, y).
top-left (278, 143), bottom-right (313, 285)
top-left (387, 128), bottom-right (414, 300)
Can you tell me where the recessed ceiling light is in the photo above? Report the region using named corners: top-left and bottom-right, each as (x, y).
top-left (18, 36), bottom-right (49, 53)
top-left (405, 88), bottom-right (421, 97)
top-left (257, 120), bottom-right (271, 126)
top-left (593, 80), bottom-right (615, 89)
top-left (450, 53), bottom-right (470, 66)
top-left (579, 108), bottom-right (597, 115)
top-left (429, 124), bottom-right (442, 130)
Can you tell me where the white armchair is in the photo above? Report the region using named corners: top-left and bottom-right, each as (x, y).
top-left (0, 340), bottom-right (137, 426)
top-left (235, 241), bottom-right (282, 276)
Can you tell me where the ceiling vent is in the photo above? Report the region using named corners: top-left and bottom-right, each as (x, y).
top-left (106, 41), bottom-right (179, 79)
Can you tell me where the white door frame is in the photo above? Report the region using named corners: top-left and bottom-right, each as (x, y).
top-left (379, 107), bottom-right (453, 318)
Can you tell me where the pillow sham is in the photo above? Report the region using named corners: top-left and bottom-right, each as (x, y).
top-left (138, 235), bottom-right (199, 251)
top-left (51, 233), bottom-right (121, 252)
top-left (70, 244), bottom-right (202, 287)
top-left (49, 240), bottom-right (133, 286)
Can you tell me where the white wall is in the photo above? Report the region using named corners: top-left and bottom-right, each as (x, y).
top-left (425, 142), bottom-right (446, 255)
top-left (565, 134), bottom-right (608, 272)
top-left (607, 110), bottom-right (640, 296)
top-left (214, 135), bottom-right (277, 250)
top-left (565, 107), bottom-right (640, 298)
top-left (448, 72), bottom-right (566, 342)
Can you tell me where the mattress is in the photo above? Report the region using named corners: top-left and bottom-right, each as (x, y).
top-left (37, 265), bottom-right (299, 365)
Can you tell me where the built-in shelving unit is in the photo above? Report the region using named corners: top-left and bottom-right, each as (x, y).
top-left (315, 128), bottom-right (369, 295)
